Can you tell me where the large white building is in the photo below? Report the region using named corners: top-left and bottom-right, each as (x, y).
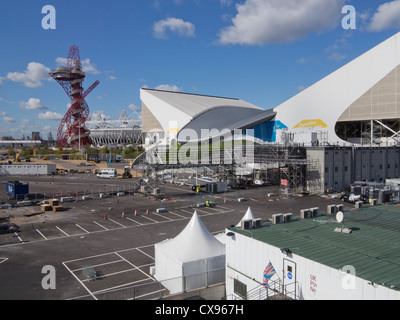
top-left (225, 205), bottom-right (400, 300)
top-left (274, 31), bottom-right (400, 146)
top-left (141, 32), bottom-right (400, 147)
top-left (140, 88), bottom-right (267, 146)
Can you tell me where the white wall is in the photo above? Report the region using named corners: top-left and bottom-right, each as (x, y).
top-left (140, 89), bottom-right (192, 136)
top-left (154, 243), bottom-right (184, 294)
top-left (274, 32), bottom-right (400, 146)
top-left (226, 231), bottom-right (400, 300)
top-left (0, 164), bottom-right (56, 175)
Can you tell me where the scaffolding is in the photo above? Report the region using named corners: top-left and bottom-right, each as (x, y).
top-left (132, 143), bottom-right (309, 193)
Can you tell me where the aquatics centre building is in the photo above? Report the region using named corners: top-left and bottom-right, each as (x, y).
top-left (140, 31), bottom-right (400, 148)
top-left (138, 32), bottom-right (400, 193)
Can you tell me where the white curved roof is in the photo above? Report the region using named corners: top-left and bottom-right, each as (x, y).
top-left (274, 31), bottom-right (400, 145)
top-left (156, 211), bottom-right (225, 262)
top-left (236, 207), bottom-right (255, 227)
top-left (140, 88), bottom-right (262, 135)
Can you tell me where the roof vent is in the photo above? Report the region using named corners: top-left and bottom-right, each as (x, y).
top-left (253, 218), bottom-right (263, 228)
top-left (283, 213), bottom-right (293, 223)
top-left (272, 214), bottom-right (283, 224)
top-left (300, 209), bottom-right (311, 219)
top-left (310, 207), bottom-right (320, 217)
top-left (334, 227), bottom-right (352, 234)
top-left (241, 219), bottom-right (253, 230)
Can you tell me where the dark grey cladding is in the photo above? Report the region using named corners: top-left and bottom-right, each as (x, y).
top-left (177, 106), bottom-right (276, 143)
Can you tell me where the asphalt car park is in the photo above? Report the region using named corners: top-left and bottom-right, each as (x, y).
top-left (0, 175), bottom-right (350, 300)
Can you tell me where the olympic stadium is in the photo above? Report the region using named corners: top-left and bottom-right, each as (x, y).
top-left (87, 110), bottom-right (142, 146)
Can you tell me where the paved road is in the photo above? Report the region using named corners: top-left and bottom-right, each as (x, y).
top-left (0, 175), bottom-right (349, 300)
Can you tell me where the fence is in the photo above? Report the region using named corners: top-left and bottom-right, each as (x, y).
top-left (72, 267), bottom-right (226, 300)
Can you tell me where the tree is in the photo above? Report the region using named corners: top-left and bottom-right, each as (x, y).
top-left (7, 146), bottom-right (15, 157)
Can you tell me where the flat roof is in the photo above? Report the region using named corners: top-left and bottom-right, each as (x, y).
top-left (229, 205), bottom-right (400, 291)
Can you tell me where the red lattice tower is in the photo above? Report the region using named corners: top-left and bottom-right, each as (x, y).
top-left (50, 45), bottom-right (99, 147)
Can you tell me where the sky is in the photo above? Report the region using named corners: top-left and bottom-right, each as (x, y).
top-left (0, 0), bottom-right (400, 140)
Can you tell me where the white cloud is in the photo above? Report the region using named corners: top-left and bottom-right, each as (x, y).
top-left (19, 98), bottom-right (47, 110)
top-left (90, 110), bottom-right (111, 121)
top-left (328, 52), bottom-right (347, 61)
top-left (220, 0), bottom-right (233, 6)
top-left (153, 17), bottom-right (196, 39)
top-left (155, 84), bottom-right (183, 92)
top-left (368, 0), bottom-right (400, 32)
top-left (127, 103), bottom-right (141, 112)
top-left (55, 57), bottom-right (101, 74)
top-left (81, 58), bottom-right (101, 74)
top-left (55, 57), bottom-right (68, 65)
top-left (38, 111), bottom-right (64, 121)
top-left (324, 38), bottom-right (348, 62)
top-left (217, 0), bottom-right (344, 45)
top-left (7, 62), bottom-right (51, 88)
top-left (108, 75), bottom-right (117, 80)
top-left (3, 117), bottom-right (16, 124)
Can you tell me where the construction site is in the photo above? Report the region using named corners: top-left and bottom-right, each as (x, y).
top-left (2, 33), bottom-right (400, 301)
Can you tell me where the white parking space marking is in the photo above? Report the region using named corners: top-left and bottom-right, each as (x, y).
top-left (62, 262), bottom-right (98, 300)
top-left (70, 259), bottom-right (125, 273)
top-left (36, 229), bottom-right (47, 240)
top-left (93, 221), bottom-right (108, 230)
top-left (56, 226), bottom-right (70, 237)
top-left (125, 217), bottom-right (143, 225)
top-left (114, 252), bottom-right (155, 281)
top-left (140, 215), bottom-right (159, 223)
top-left (63, 244), bottom-right (157, 300)
top-left (14, 233), bottom-right (23, 242)
top-left (151, 212), bottom-right (173, 221)
top-left (108, 218), bottom-right (126, 228)
top-left (168, 211), bottom-right (186, 219)
top-left (75, 224), bottom-right (90, 234)
top-left (136, 248), bottom-right (155, 260)
top-left (0, 205), bottom-right (235, 249)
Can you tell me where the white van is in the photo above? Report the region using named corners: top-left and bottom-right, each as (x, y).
top-left (97, 168), bottom-right (117, 179)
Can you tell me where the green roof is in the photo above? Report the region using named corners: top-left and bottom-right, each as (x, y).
top-left (230, 205), bottom-right (400, 291)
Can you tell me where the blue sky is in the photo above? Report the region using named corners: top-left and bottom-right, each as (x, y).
top-left (0, 0), bottom-right (400, 140)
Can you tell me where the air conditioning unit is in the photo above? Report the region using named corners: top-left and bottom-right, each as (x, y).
top-left (272, 214), bottom-right (283, 224)
top-left (253, 218), bottom-right (263, 228)
top-left (241, 219), bottom-right (253, 230)
top-left (283, 213), bottom-right (293, 223)
top-left (355, 201), bottom-right (363, 209)
top-left (327, 205), bottom-right (338, 214)
top-left (336, 204), bottom-right (344, 212)
top-left (310, 207), bottom-right (319, 217)
top-left (300, 209), bottom-right (311, 219)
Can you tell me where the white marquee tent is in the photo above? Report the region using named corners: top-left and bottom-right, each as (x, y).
top-left (154, 211), bottom-right (225, 294)
top-left (236, 207), bottom-right (255, 227)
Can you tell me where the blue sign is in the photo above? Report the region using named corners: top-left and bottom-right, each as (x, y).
top-left (287, 272), bottom-right (293, 280)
